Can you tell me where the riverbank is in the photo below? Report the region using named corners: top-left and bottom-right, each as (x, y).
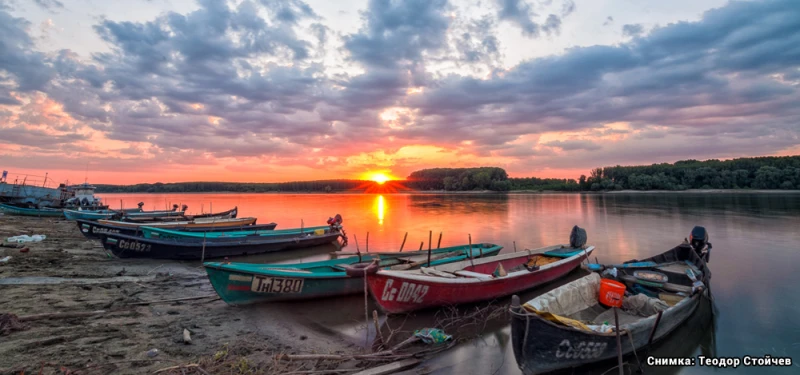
top-left (0, 217), bottom-right (357, 374)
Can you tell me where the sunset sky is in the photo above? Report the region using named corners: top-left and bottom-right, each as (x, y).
top-left (1, 0), bottom-right (799, 184)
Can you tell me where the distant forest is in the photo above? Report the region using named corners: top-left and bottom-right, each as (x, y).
top-left (512, 155), bottom-right (800, 191)
top-left (95, 180), bottom-right (370, 193)
top-left (96, 155), bottom-right (800, 193)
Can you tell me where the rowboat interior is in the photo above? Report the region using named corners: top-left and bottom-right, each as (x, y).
top-left (523, 260), bottom-right (704, 332)
top-left (381, 244), bottom-right (592, 280)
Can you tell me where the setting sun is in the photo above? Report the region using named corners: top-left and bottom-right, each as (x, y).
top-left (367, 173), bottom-right (391, 184)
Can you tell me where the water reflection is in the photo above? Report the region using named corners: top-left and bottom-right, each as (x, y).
top-left (375, 195), bottom-right (385, 225)
top-left (101, 192), bottom-right (800, 374)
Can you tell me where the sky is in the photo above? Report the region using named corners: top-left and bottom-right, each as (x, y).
top-left (1, 0), bottom-right (799, 184)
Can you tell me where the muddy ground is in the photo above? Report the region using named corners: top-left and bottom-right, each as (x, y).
top-left (0, 216), bottom-right (361, 374)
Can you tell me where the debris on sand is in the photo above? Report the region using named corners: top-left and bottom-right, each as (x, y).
top-left (0, 313), bottom-right (27, 336)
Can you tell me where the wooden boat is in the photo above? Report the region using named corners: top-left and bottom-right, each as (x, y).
top-left (141, 225), bottom-right (331, 239)
top-left (509, 242), bottom-right (711, 374)
top-left (204, 243), bottom-right (503, 305)
top-left (99, 226), bottom-right (345, 260)
top-left (366, 244), bottom-right (594, 314)
top-left (96, 216), bottom-right (257, 229)
top-left (0, 203), bottom-right (64, 217)
top-left (64, 209), bottom-right (133, 221)
top-left (120, 206), bottom-right (237, 222)
top-left (76, 219), bottom-right (277, 239)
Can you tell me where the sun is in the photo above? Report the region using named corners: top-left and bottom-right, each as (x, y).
top-left (363, 172), bottom-right (392, 184)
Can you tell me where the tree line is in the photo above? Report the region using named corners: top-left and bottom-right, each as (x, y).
top-left (581, 156), bottom-right (800, 191)
top-left (405, 167), bottom-right (512, 191)
top-left (95, 180), bottom-right (370, 193)
top-left (95, 155), bottom-right (800, 193)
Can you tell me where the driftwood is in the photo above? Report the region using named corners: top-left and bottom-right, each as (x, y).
top-left (128, 295), bottom-right (218, 306)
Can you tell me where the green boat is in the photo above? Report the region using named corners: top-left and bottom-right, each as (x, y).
top-left (141, 225), bottom-right (331, 239)
top-left (204, 243), bottom-right (503, 305)
top-left (0, 203), bottom-right (64, 217)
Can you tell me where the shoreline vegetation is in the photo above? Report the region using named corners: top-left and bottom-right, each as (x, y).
top-left (95, 155), bottom-right (800, 194)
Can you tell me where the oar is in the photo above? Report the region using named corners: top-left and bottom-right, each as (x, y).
top-left (390, 251), bottom-right (462, 271)
top-left (587, 261), bottom-right (659, 272)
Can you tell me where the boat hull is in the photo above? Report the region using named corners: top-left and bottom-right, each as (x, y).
top-left (0, 203), bottom-right (64, 217)
top-left (63, 209), bottom-right (118, 221)
top-left (204, 245), bottom-right (504, 305)
top-left (76, 219), bottom-right (277, 239)
top-left (510, 292), bottom-right (704, 374)
top-left (509, 244), bottom-right (712, 374)
top-left (206, 267), bottom-right (365, 304)
top-left (367, 247), bottom-right (592, 314)
top-left (96, 217), bottom-right (257, 229)
top-left (99, 230), bottom-right (343, 260)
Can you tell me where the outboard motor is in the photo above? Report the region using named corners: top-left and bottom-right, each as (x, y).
top-left (327, 214), bottom-right (343, 227)
top-left (138, 202), bottom-right (145, 208)
top-left (689, 226), bottom-right (712, 262)
top-left (181, 204), bottom-right (188, 212)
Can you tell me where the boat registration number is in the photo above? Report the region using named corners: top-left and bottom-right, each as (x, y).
top-left (555, 339), bottom-right (607, 360)
top-left (118, 239), bottom-right (152, 252)
top-left (380, 279), bottom-right (429, 304)
top-left (251, 276), bottom-right (304, 294)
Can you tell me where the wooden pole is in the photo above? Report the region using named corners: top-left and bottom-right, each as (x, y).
top-left (468, 234), bottom-right (475, 268)
top-left (354, 234), bottom-right (361, 262)
top-left (513, 241), bottom-right (517, 252)
top-left (437, 232), bottom-right (442, 249)
top-left (364, 268), bottom-right (369, 347)
top-left (399, 232), bottom-right (408, 252)
top-left (301, 219), bottom-right (304, 234)
top-left (614, 307), bottom-right (624, 375)
top-left (418, 242), bottom-right (423, 251)
top-left (428, 231), bottom-right (432, 251)
top-left (201, 231), bottom-right (207, 263)
top-left (427, 236), bottom-right (433, 267)
top-left (366, 232), bottom-right (369, 253)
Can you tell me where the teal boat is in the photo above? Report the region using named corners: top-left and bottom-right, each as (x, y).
top-left (0, 203), bottom-right (64, 217)
top-left (64, 209), bottom-right (123, 221)
top-left (142, 225), bottom-right (331, 239)
top-left (204, 243), bottom-right (504, 305)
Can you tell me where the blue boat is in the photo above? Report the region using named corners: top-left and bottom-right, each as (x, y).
top-left (204, 243), bottom-right (504, 305)
top-left (64, 209), bottom-right (124, 221)
top-left (141, 225), bottom-right (331, 239)
top-left (0, 203), bottom-right (64, 217)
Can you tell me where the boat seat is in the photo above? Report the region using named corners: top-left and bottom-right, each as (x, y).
top-left (420, 267), bottom-right (457, 278)
top-left (454, 270), bottom-right (493, 280)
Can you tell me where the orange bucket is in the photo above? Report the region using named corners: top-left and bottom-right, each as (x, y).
top-left (599, 279), bottom-right (626, 308)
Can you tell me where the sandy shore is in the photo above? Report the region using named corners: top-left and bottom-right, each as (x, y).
top-left (0, 217), bottom-right (356, 374)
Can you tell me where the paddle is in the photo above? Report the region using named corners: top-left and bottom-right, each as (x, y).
top-left (587, 261), bottom-right (658, 272)
top-left (389, 251), bottom-right (462, 271)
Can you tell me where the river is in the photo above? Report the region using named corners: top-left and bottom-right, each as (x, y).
top-left (101, 192), bottom-right (800, 374)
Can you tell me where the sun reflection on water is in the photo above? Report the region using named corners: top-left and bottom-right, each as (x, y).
top-left (375, 195), bottom-right (385, 225)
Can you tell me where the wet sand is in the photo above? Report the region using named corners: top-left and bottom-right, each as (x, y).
top-left (0, 216), bottom-right (356, 374)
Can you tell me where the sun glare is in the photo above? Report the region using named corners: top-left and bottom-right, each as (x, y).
top-left (369, 173), bottom-right (391, 184)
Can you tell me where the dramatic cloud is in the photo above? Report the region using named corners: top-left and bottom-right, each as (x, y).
top-left (1, 0), bottom-right (799, 183)
top-left (33, 0), bottom-right (65, 11)
top-left (622, 23), bottom-right (643, 37)
top-left (495, 0), bottom-right (567, 37)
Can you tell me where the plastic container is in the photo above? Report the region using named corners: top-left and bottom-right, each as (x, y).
top-left (599, 279), bottom-right (626, 307)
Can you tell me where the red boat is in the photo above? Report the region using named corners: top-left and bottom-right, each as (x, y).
top-left (366, 244), bottom-right (595, 314)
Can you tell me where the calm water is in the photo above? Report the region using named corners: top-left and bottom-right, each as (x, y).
top-left (103, 192), bottom-right (800, 374)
